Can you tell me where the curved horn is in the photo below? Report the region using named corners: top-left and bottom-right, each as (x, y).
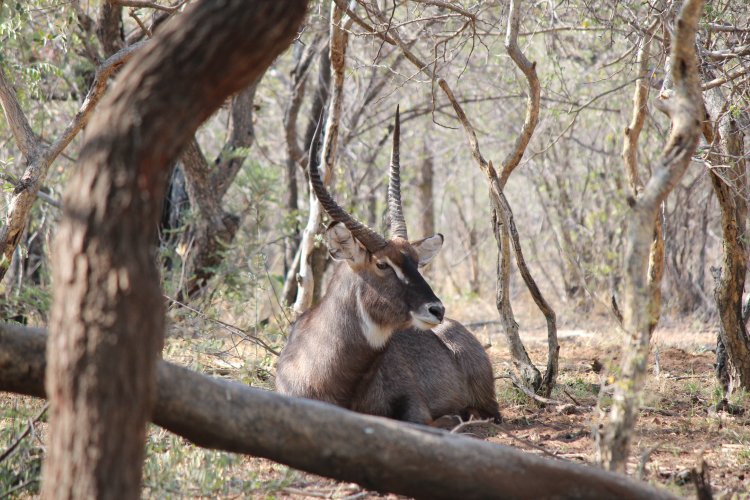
top-left (308, 115), bottom-right (388, 252)
top-left (388, 105), bottom-right (408, 239)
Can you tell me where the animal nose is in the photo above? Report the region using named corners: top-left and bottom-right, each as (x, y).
top-left (428, 303), bottom-right (445, 322)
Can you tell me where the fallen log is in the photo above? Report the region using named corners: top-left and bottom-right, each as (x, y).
top-left (0, 322), bottom-right (674, 499)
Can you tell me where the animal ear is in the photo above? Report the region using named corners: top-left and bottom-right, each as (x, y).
top-left (411, 233), bottom-right (443, 267)
top-left (325, 222), bottom-right (367, 266)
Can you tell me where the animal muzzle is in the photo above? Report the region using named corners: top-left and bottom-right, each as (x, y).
top-left (411, 301), bottom-right (445, 329)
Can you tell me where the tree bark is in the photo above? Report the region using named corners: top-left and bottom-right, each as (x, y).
top-left (96, 1), bottom-right (124, 57)
top-left (418, 139), bottom-right (436, 237)
top-left (704, 84), bottom-right (750, 394)
top-left (620, 21), bottom-right (665, 336)
top-left (1, 323), bottom-right (677, 500)
top-left (41, 1), bottom-right (306, 498)
top-left (597, 0), bottom-right (705, 472)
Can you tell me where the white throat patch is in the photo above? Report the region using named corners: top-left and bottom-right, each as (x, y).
top-left (356, 292), bottom-right (393, 349)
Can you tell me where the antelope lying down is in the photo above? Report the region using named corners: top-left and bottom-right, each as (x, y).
top-left (276, 109), bottom-right (500, 425)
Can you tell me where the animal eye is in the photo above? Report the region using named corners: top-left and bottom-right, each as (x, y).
top-left (376, 261), bottom-right (389, 270)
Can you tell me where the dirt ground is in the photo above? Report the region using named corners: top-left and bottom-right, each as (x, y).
top-left (2, 298), bottom-right (749, 498)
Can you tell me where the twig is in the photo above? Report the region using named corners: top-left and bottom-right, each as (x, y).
top-left (0, 403), bottom-right (49, 464)
top-left (636, 441), bottom-right (662, 480)
top-left (1, 478), bottom-right (39, 498)
top-left (164, 295), bottom-right (280, 356)
top-left (0, 173), bottom-right (61, 208)
top-left (111, 0), bottom-right (183, 13)
top-left (562, 387), bottom-right (582, 406)
top-left (465, 320), bottom-right (502, 329)
top-left (129, 9), bottom-right (153, 37)
top-left (507, 371), bottom-right (565, 406)
top-left (495, 424), bottom-right (563, 461)
top-left (449, 416), bottom-right (492, 434)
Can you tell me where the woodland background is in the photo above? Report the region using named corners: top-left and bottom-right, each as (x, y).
top-left (1, 0), bottom-right (749, 498)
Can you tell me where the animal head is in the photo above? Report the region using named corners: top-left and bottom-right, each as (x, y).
top-left (309, 106), bottom-right (445, 331)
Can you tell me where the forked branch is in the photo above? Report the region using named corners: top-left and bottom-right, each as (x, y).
top-left (0, 39), bottom-right (148, 282)
top-left (498, 0), bottom-right (541, 189)
top-left (436, 0), bottom-right (555, 395)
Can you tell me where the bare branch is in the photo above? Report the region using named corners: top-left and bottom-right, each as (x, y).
top-left (0, 402), bottom-right (48, 464)
top-left (408, 0), bottom-right (476, 20)
top-left (111, 0), bottom-right (182, 13)
top-left (498, 0), bottom-right (540, 188)
top-left (293, 4), bottom-right (352, 314)
top-left (0, 67), bottom-right (39, 159)
top-left (45, 40), bottom-right (148, 164)
top-left (622, 23), bottom-right (657, 194)
top-left (706, 22), bottom-right (750, 33)
top-left (437, 79), bottom-right (495, 180)
top-left (702, 66), bottom-right (750, 91)
top-left (338, 0), bottom-right (432, 77)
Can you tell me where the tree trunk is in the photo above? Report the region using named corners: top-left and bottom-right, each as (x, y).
top-left (176, 79), bottom-right (260, 300)
top-left (0, 41), bottom-right (146, 284)
top-left (40, 1), bottom-right (306, 498)
top-left (433, 0), bottom-right (554, 396)
top-left (1, 323), bottom-right (677, 500)
top-left (96, 2), bottom-right (124, 57)
top-left (494, 211), bottom-right (543, 390)
top-left (705, 84), bottom-right (750, 394)
top-left (418, 138), bottom-right (435, 238)
top-left (619, 23), bottom-right (666, 336)
top-left (159, 164), bottom-right (190, 271)
top-left (419, 139), bottom-right (437, 281)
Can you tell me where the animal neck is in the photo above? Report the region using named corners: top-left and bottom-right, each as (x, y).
top-left (323, 265), bottom-right (396, 351)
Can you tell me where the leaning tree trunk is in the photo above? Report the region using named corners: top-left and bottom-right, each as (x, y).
top-left (41, 1), bottom-right (306, 498)
top-left (704, 84), bottom-right (750, 394)
top-left (597, 0), bottom-right (705, 472)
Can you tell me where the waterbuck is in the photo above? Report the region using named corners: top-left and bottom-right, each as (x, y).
top-left (276, 109), bottom-right (500, 425)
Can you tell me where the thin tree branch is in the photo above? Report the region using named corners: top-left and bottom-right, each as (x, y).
top-left (702, 66), bottom-right (750, 91)
top-left (0, 68), bottom-right (38, 159)
top-left (111, 0), bottom-right (183, 13)
top-left (0, 403), bottom-right (48, 464)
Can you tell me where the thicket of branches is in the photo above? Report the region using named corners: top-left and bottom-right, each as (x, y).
top-left (1, 0), bottom-right (749, 497)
